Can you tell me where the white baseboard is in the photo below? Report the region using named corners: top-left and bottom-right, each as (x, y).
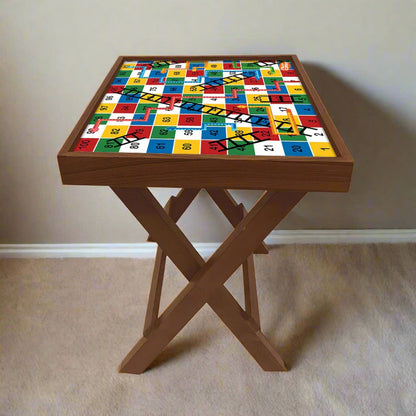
top-left (0, 230), bottom-right (414, 258)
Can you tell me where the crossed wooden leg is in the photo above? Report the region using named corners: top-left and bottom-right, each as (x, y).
top-left (112, 187), bottom-right (305, 374)
top-left (144, 188), bottom-right (266, 337)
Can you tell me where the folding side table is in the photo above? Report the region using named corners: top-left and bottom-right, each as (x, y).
top-left (58, 55), bottom-right (353, 374)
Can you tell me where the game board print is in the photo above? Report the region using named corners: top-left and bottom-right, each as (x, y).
top-left (73, 60), bottom-right (336, 157)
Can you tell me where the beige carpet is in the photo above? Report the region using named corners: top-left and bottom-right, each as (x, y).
top-left (1, 244), bottom-right (415, 415)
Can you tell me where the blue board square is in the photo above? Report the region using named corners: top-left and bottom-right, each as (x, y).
top-left (272, 85), bottom-right (288, 94)
top-left (202, 127), bottom-right (226, 140)
top-left (226, 93), bottom-right (246, 104)
top-left (147, 139), bottom-right (174, 154)
top-left (267, 84), bottom-right (288, 94)
top-left (131, 114), bottom-right (156, 126)
top-left (163, 85), bottom-right (183, 94)
top-left (149, 69), bottom-right (166, 78)
top-left (188, 62), bottom-right (204, 70)
top-left (294, 104), bottom-right (316, 116)
top-left (282, 141), bottom-right (313, 156)
top-left (179, 102), bottom-right (205, 114)
top-left (112, 77), bottom-right (129, 85)
top-left (119, 95), bottom-right (140, 104)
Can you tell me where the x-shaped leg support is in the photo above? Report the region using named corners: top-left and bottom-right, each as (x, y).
top-left (112, 187), bottom-right (305, 374)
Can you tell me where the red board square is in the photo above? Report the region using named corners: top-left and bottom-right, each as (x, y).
top-left (115, 103), bottom-right (137, 113)
top-left (201, 140), bottom-right (227, 155)
top-left (178, 114), bottom-right (202, 126)
top-left (281, 69), bottom-right (297, 77)
top-left (186, 69), bottom-right (204, 77)
top-left (299, 116), bottom-right (322, 128)
top-left (128, 126), bottom-right (152, 137)
top-left (204, 85), bottom-right (224, 95)
top-left (223, 63), bottom-right (242, 70)
top-left (136, 63), bottom-right (151, 70)
top-left (226, 104), bottom-right (247, 114)
top-left (244, 77), bottom-right (264, 86)
top-left (252, 128), bottom-right (279, 141)
top-left (108, 85), bottom-right (124, 94)
top-left (146, 78), bottom-right (164, 85)
top-left (162, 93), bottom-right (182, 103)
top-left (269, 94), bottom-right (292, 104)
top-left (74, 138), bottom-right (98, 152)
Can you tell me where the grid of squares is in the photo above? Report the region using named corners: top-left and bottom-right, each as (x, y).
top-left (74, 60), bottom-right (336, 157)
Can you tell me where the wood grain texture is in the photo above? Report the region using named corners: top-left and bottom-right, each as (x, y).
top-left (59, 152), bottom-right (352, 191)
top-left (112, 187), bottom-right (305, 373)
top-left (143, 245), bottom-right (166, 337)
top-left (206, 188), bottom-right (268, 254)
top-left (243, 254), bottom-right (261, 327)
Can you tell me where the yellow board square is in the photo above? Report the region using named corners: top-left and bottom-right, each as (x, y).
top-left (273, 115), bottom-right (301, 125)
top-left (206, 62), bottom-right (223, 70)
top-left (226, 78), bottom-right (244, 85)
top-left (183, 85), bottom-right (204, 95)
top-left (309, 142), bottom-right (337, 157)
top-left (121, 62), bottom-right (136, 70)
top-left (168, 69), bottom-right (187, 78)
top-left (138, 97), bottom-right (158, 105)
top-left (102, 125), bottom-right (129, 138)
top-left (227, 126), bottom-right (252, 137)
top-left (204, 103), bottom-right (225, 112)
top-left (246, 94), bottom-right (269, 105)
top-left (154, 114), bottom-right (179, 126)
top-left (287, 85), bottom-right (305, 95)
top-left (261, 68), bottom-right (282, 77)
top-left (96, 103), bottom-right (116, 113)
top-left (127, 77), bottom-right (146, 85)
top-left (173, 139), bottom-right (200, 154)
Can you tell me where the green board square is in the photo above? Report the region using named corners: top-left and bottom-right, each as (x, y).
top-left (135, 103), bottom-right (158, 113)
top-left (248, 106), bottom-right (268, 115)
top-left (264, 77), bottom-right (283, 85)
top-left (154, 62), bottom-right (170, 68)
top-left (184, 97), bottom-right (203, 104)
top-left (280, 134), bottom-right (307, 141)
top-left (94, 139), bottom-right (121, 153)
top-left (203, 115), bottom-right (223, 124)
top-left (117, 70), bottom-right (133, 78)
top-left (125, 84), bottom-right (144, 92)
top-left (165, 78), bottom-right (185, 85)
top-left (291, 94), bottom-right (310, 104)
top-left (89, 113), bottom-right (111, 125)
top-left (224, 85), bottom-right (243, 94)
top-left (241, 62), bottom-right (258, 70)
top-left (228, 140), bottom-right (255, 155)
top-left (151, 126), bottom-right (176, 139)
top-left (206, 70), bottom-right (223, 77)
top-left (123, 86), bottom-right (142, 95)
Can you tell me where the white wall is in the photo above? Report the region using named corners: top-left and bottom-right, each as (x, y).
top-left (1, 0), bottom-right (415, 243)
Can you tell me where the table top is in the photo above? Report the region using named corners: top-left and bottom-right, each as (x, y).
top-left (58, 55), bottom-right (353, 191)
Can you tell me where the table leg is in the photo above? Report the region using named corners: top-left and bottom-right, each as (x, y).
top-left (206, 188), bottom-right (269, 254)
top-left (112, 187), bottom-right (305, 373)
top-left (143, 246), bottom-right (166, 337)
top-left (243, 254), bottom-right (261, 327)
top-left (144, 187), bottom-right (267, 336)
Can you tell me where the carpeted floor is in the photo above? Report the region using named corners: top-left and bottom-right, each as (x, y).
top-left (1, 244), bottom-right (415, 415)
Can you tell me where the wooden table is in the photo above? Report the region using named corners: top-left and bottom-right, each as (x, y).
top-left (58, 55), bottom-right (353, 374)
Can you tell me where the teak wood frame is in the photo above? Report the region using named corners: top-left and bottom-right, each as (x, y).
top-left (58, 55), bottom-right (353, 192)
top-left (57, 55), bottom-right (353, 373)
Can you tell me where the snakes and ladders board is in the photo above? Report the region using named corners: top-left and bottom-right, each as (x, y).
top-left (73, 59), bottom-right (337, 157)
